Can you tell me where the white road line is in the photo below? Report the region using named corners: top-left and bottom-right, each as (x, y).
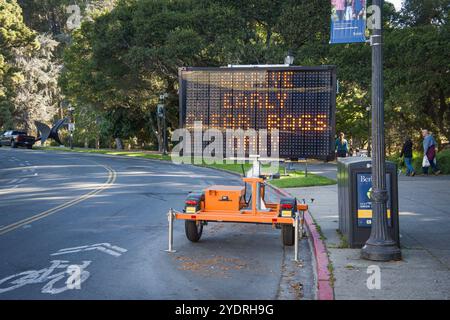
top-left (51, 243), bottom-right (128, 257)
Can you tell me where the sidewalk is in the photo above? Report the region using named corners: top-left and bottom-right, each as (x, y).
top-left (284, 164), bottom-right (450, 300)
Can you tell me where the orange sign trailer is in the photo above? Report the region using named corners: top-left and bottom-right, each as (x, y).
top-left (166, 173), bottom-right (308, 261)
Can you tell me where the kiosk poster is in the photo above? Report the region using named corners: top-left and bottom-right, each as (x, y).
top-left (356, 173), bottom-right (392, 227)
top-left (330, 0), bottom-right (367, 44)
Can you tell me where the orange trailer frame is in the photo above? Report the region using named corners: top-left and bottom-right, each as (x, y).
top-left (174, 177), bottom-right (308, 225)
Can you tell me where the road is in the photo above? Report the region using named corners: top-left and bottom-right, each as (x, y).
top-left (0, 147), bottom-right (314, 299)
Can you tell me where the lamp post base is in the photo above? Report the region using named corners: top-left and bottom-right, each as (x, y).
top-left (361, 241), bottom-right (401, 261)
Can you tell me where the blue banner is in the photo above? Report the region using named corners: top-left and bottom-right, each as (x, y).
top-left (330, 0), bottom-right (367, 44)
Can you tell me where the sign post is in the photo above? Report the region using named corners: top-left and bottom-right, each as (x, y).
top-left (360, 0), bottom-right (401, 261)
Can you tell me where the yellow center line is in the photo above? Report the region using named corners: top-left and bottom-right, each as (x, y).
top-left (0, 165), bottom-right (117, 236)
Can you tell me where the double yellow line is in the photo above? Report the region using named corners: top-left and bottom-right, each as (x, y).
top-left (0, 165), bottom-right (117, 236)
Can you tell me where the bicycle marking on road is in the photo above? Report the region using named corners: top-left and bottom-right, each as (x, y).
top-left (51, 243), bottom-right (127, 257)
top-left (0, 165), bottom-right (117, 236)
top-left (0, 242), bottom-right (127, 295)
top-left (0, 260), bottom-right (92, 295)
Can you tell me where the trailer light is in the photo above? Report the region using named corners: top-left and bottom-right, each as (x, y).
top-left (281, 204), bottom-right (293, 210)
top-left (185, 200), bottom-right (198, 206)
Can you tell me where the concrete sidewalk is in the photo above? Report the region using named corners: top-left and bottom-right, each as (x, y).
top-left (285, 164), bottom-right (450, 300)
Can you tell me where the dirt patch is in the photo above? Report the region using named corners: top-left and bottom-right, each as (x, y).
top-left (175, 255), bottom-right (248, 277)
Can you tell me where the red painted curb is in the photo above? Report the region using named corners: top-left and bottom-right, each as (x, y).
top-left (268, 184), bottom-right (335, 300)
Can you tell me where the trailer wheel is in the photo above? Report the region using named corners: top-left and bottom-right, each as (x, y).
top-left (185, 220), bottom-right (203, 242)
top-left (282, 224), bottom-right (295, 246)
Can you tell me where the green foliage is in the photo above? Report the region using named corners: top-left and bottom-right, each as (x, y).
top-left (5, 0), bottom-right (448, 152)
top-left (0, 0), bottom-right (36, 130)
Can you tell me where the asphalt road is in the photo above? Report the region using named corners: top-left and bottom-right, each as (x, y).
top-left (0, 147), bottom-right (314, 300)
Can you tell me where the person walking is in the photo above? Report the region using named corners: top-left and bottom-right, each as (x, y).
top-left (421, 129), bottom-right (441, 175)
top-left (335, 132), bottom-right (349, 158)
top-left (400, 137), bottom-right (415, 176)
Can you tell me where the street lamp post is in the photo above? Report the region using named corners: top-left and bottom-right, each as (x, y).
top-left (68, 105), bottom-right (75, 150)
top-left (361, 0), bottom-right (401, 261)
top-left (157, 93), bottom-right (168, 155)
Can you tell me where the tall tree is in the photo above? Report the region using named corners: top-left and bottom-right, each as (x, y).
top-left (0, 0), bottom-right (36, 130)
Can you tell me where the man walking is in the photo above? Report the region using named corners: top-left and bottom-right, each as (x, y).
top-left (421, 129), bottom-right (441, 175)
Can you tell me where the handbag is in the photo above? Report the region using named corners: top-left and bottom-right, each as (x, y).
top-left (422, 155), bottom-right (430, 168)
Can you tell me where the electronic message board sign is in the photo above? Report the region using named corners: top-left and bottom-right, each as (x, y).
top-left (179, 66), bottom-right (336, 160)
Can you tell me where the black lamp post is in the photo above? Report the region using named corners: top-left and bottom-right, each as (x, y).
top-left (361, 0), bottom-right (401, 261)
top-left (157, 93), bottom-right (168, 155)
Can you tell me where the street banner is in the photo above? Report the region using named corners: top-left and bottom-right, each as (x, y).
top-left (330, 0), bottom-right (367, 44)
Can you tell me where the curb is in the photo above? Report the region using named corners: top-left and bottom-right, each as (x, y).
top-left (267, 184), bottom-right (335, 301)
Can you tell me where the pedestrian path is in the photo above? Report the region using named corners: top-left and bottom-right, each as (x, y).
top-left (284, 164), bottom-right (450, 299)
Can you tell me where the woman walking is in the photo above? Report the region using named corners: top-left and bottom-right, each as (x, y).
top-left (335, 132), bottom-right (349, 158)
top-left (400, 137), bottom-right (415, 176)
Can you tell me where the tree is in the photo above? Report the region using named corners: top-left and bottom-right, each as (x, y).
top-left (12, 34), bottom-right (62, 133)
top-left (0, 0), bottom-right (36, 130)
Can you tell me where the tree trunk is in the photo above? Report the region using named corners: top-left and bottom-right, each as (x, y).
top-left (115, 137), bottom-right (123, 150)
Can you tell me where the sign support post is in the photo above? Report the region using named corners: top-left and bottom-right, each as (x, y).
top-left (361, 0), bottom-right (401, 261)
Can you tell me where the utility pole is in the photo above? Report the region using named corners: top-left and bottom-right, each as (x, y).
top-left (361, 0), bottom-right (401, 261)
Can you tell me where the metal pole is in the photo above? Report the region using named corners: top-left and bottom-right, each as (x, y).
top-left (361, 0), bottom-right (401, 261)
top-left (165, 208), bottom-right (176, 253)
top-left (163, 106), bottom-right (167, 155)
top-left (305, 158), bottom-right (308, 177)
top-left (294, 212), bottom-right (299, 262)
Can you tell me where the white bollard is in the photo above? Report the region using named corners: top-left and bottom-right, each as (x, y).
top-left (165, 208), bottom-right (176, 253)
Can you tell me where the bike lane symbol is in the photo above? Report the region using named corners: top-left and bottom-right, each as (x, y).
top-left (0, 242), bottom-right (127, 295)
top-left (0, 260), bottom-right (91, 295)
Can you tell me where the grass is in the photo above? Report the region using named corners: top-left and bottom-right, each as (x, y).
top-left (269, 171), bottom-right (336, 188)
top-left (336, 229), bottom-right (349, 249)
top-left (35, 146), bottom-right (336, 188)
top-left (35, 146), bottom-right (172, 161)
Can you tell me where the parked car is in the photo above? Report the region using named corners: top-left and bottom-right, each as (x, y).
top-left (0, 130), bottom-right (36, 149)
